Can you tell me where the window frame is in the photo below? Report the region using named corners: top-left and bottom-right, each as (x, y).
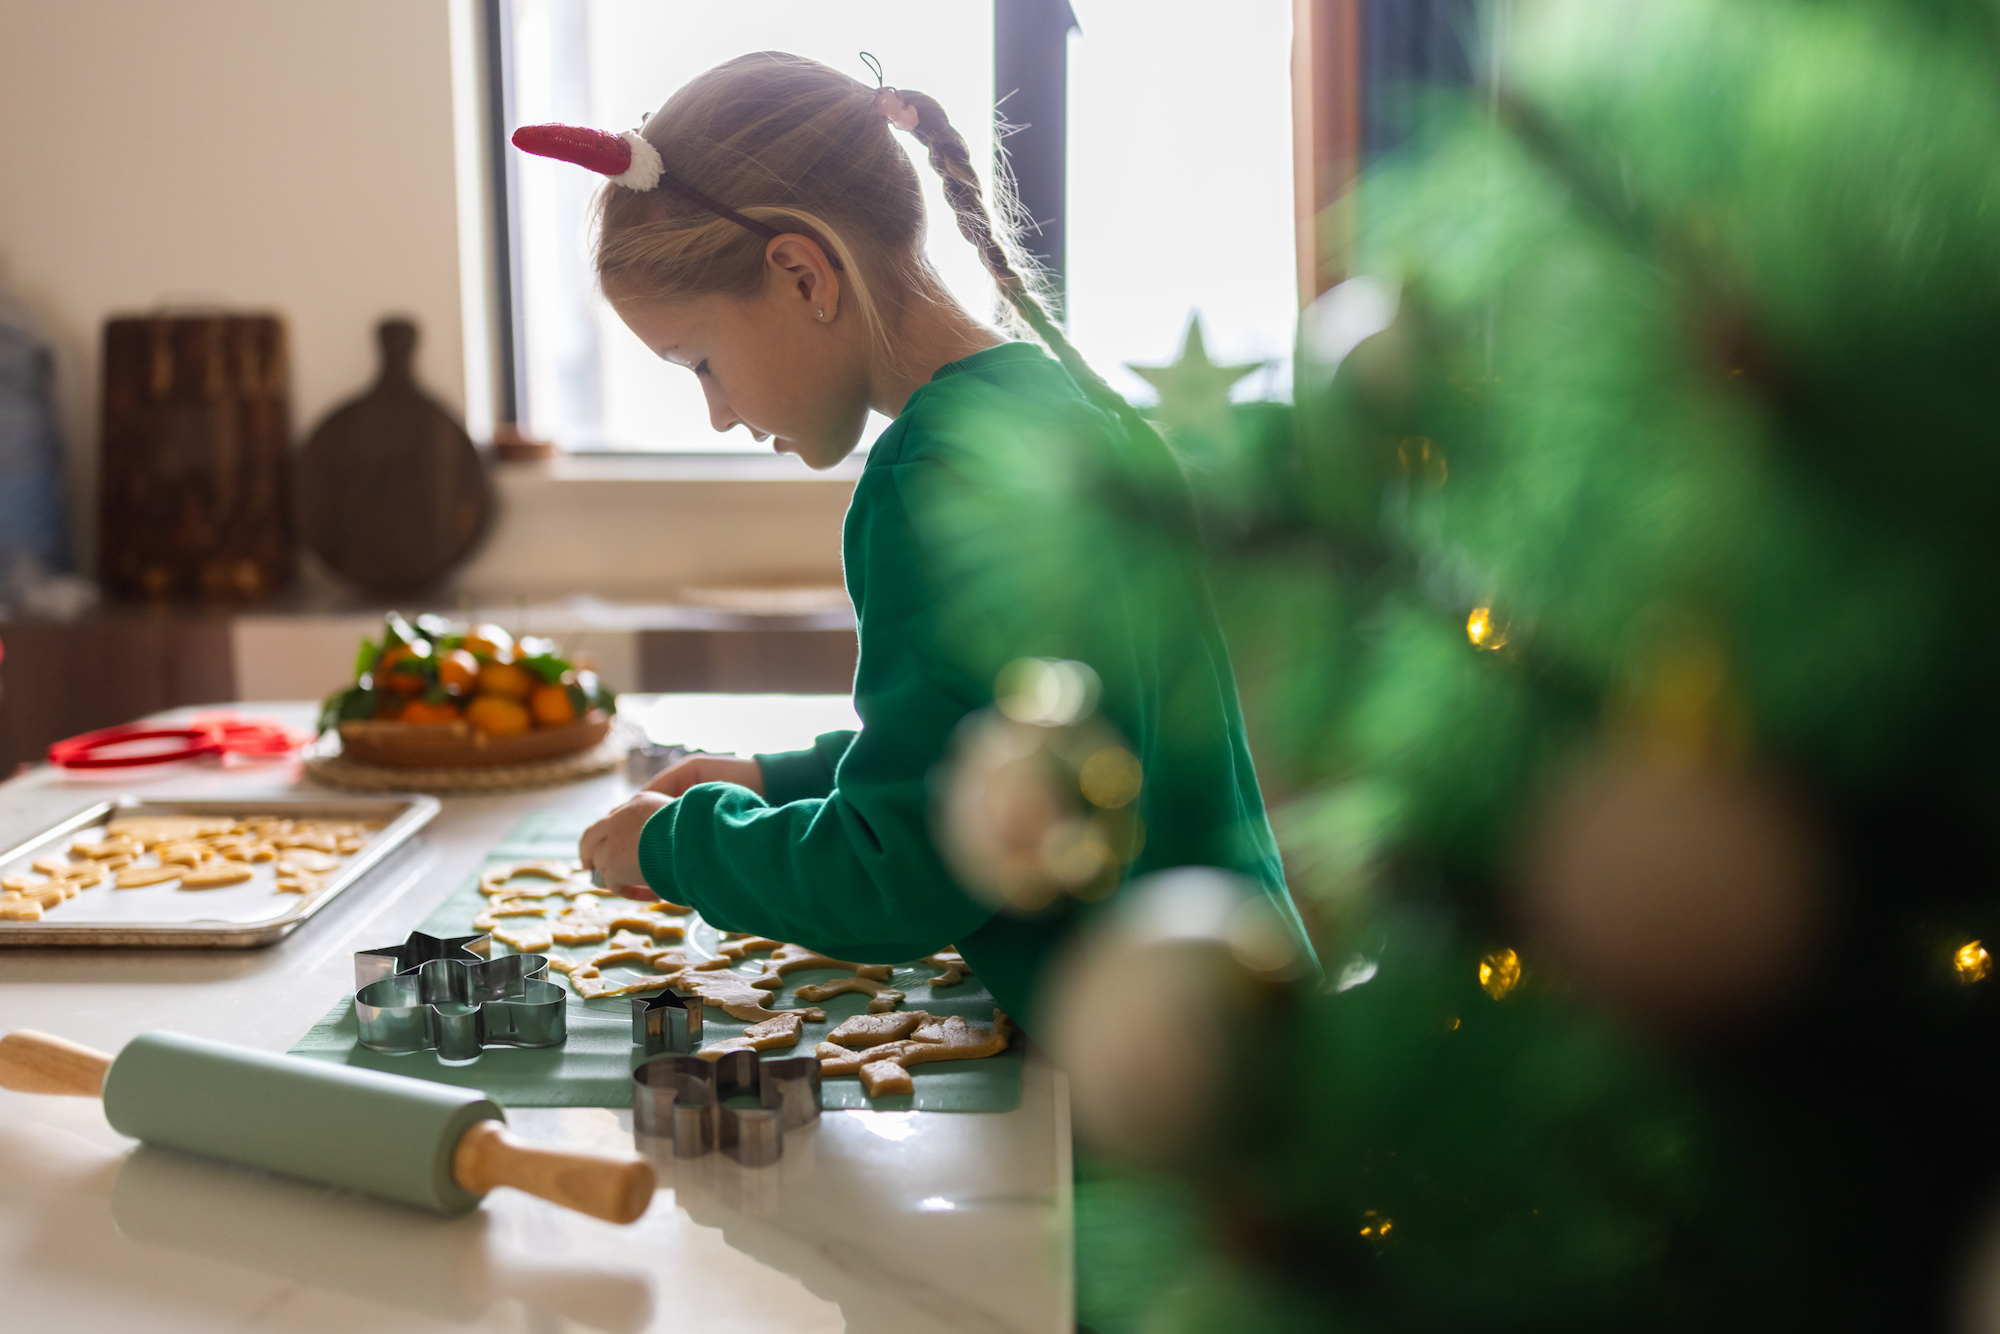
top-left (480, 0), bottom-right (1076, 451)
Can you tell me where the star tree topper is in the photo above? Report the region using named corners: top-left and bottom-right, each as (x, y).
top-left (1125, 313), bottom-right (1268, 446)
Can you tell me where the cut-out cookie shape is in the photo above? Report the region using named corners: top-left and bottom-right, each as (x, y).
top-left (479, 861), bottom-right (595, 896)
top-left (703, 935), bottom-right (785, 965)
top-left (921, 950), bottom-right (970, 988)
top-left (473, 898), bottom-right (552, 931)
top-left (823, 1011), bottom-right (931, 1048)
top-left (491, 901), bottom-right (686, 953)
top-left (180, 862), bottom-right (256, 889)
top-left (693, 940), bottom-right (895, 983)
top-left (106, 815), bottom-right (234, 845)
top-left (550, 905), bottom-right (687, 947)
top-left (491, 922), bottom-right (557, 953)
top-left (153, 841), bottom-right (218, 867)
top-left (815, 1010), bottom-right (1014, 1097)
top-left (677, 969), bottom-right (827, 1024)
top-left (792, 976), bottom-right (906, 1013)
top-left (567, 947), bottom-right (690, 999)
top-left (70, 837), bottom-right (142, 860)
top-left (20, 815), bottom-right (375, 915)
top-left (697, 1010), bottom-right (810, 1061)
top-left (276, 849), bottom-right (341, 875)
top-left (765, 943), bottom-right (895, 981)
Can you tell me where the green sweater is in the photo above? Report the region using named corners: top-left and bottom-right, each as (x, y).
top-left (637, 342), bottom-right (1312, 1031)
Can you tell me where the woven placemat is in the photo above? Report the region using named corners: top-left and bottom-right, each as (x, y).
top-left (302, 718), bottom-right (641, 795)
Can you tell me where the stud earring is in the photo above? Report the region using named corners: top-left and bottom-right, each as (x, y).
top-left (817, 308), bottom-right (826, 319)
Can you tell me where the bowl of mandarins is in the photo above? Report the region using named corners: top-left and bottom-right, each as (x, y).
top-left (319, 613), bottom-right (617, 768)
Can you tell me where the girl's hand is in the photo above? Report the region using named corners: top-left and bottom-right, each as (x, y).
top-left (581, 758), bottom-right (763, 901)
top-left (645, 754), bottom-right (764, 798)
top-left (579, 792), bottom-right (671, 898)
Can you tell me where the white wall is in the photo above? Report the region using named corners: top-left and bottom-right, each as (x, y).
top-left (0, 0), bottom-right (468, 571)
top-left (450, 456), bottom-right (855, 603)
top-left (0, 0), bottom-right (856, 605)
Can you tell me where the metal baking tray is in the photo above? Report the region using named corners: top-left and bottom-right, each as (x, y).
top-left (0, 794), bottom-right (439, 948)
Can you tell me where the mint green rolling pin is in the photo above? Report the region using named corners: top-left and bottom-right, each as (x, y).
top-left (0, 1029), bottom-right (653, 1223)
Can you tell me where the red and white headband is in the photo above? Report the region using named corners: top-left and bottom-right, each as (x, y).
top-left (510, 122), bottom-right (788, 248)
top-left (511, 90), bottom-right (921, 261)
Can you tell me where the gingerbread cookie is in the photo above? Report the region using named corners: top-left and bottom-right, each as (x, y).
top-left (697, 1011), bottom-right (809, 1061)
top-left (921, 950), bottom-right (971, 988)
top-left (566, 946), bottom-right (691, 999)
top-left (792, 976), bottom-right (906, 1013)
top-left (815, 1010), bottom-right (1014, 1097)
top-left (4, 814), bottom-right (380, 916)
top-left (479, 861), bottom-right (587, 896)
top-left (181, 862), bottom-right (255, 889)
top-left (115, 864), bottom-right (182, 889)
top-left (823, 1011), bottom-right (932, 1048)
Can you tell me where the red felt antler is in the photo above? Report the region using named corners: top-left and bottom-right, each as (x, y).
top-left (511, 123), bottom-right (632, 177)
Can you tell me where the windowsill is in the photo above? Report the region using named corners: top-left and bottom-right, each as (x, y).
top-left (450, 448), bottom-right (858, 602)
top-left (508, 450), bottom-right (867, 483)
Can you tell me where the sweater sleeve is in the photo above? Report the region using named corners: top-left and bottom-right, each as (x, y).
top-left (634, 452), bottom-right (998, 962)
top-left (754, 730), bottom-right (856, 805)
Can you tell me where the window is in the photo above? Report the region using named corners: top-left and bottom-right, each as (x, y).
top-left (1066, 0), bottom-right (1298, 406)
top-left (495, 0), bottom-right (1298, 452)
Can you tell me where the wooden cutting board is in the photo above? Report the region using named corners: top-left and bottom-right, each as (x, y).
top-left (98, 313), bottom-right (294, 600)
top-left (296, 319), bottom-right (492, 594)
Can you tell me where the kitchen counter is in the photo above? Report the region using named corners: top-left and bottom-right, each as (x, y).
top-left (0, 698), bottom-right (1071, 1334)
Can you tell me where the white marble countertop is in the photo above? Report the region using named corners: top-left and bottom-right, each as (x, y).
top-left (0, 698), bottom-right (1071, 1334)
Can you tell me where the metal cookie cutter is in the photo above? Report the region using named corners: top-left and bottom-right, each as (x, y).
top-left (353, 930), bottom-right (489, 990)
top-left (633, 990), bottom-right (703, 1056)
top-left (355, 951), bottom-right (567, 1061)
top-left (632, 1051), bottom-right (820, 1167)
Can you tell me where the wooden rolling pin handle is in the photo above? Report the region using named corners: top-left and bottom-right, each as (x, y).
top-left (0, 1030), bottom-right (113, 1097)
top-left (451, 1119), bottom-right (655, 1225)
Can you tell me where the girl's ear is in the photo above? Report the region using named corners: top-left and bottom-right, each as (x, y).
top-left (764, 234), bottom-right (841, 323)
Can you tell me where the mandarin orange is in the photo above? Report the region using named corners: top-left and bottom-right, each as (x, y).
top-left (465, 694), bottom-right (532, 736)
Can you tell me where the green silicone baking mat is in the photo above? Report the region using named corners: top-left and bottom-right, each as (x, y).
top-left (290, 810), bottom-right (1022, 1111)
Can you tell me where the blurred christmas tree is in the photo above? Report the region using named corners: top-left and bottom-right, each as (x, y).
top-left (927, 0), bottom-right (2000, 1327)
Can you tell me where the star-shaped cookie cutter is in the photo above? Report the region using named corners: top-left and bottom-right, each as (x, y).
top-left (353, 930), bottom-right (490, 989)
top-left (354, 931), bottom-right (566, 1061)
top-left (632, 1050), bottom-right (819, 1166)
top-left (632, 990), bottom-right (703, 1056)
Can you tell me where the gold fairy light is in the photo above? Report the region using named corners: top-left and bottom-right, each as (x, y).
top-left (1479, 948), bottom-right (1522, 1000)
top-left (1467, 607), bottom-right (1508, 650)
top-left (1359, 1210), bottom-right (1395, 1241)
top-left (1954, 940), bottom-right (1991, 983)
top-left (1079, 747), bottom-right (1143, 808)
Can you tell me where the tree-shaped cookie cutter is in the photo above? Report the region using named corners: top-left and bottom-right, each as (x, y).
top-left (354, 931), bottom-right (566, 1061)
top-left (632, 1051), bottom-right (819, 1167)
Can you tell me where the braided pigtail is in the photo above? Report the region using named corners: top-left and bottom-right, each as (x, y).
top-left (892, 89), bottom-right (1160, 445)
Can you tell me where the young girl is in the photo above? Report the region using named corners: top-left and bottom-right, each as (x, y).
top-left (534, 52), bottom-right (1312, 1030)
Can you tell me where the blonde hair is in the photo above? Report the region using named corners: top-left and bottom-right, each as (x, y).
top-left (595, 51), bottom-right (1142, 427)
